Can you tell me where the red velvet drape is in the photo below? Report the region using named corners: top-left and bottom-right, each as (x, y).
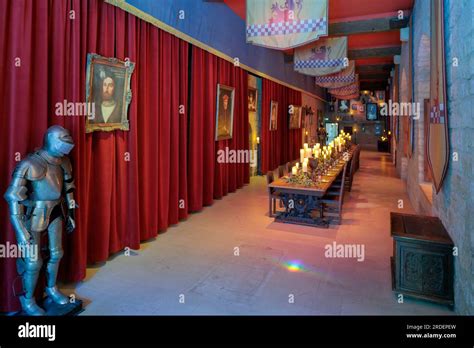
top-left (188, 47), bottom-right (249, 212)
top-left (0, 0), bottom-right (189, 312)
top-left (260, 79), bottom-right (302, 173)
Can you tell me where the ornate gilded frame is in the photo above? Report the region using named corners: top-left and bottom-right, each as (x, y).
top-left (85, 53), bottom-right (135, 133)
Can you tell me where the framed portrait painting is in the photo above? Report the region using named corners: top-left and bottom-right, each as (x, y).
top-left (366, 103), bottom-right (378, 121)
top-left (215, 84), bottom-right (235, 141)
top-left (269, 100), bottom-right (278, 131)
top-left (85, 53), bottom-right (135, 133)
top-left (289, 105), bottom-right (302, 129)
top-left (375, 90), bottom-right (386, 102)
top-left (337, 99), bottom-right (350, 113)
top-left (248, 87), bottom-right (257, 112)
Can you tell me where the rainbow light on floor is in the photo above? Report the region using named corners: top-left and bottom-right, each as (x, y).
top-left (284, 260), bottom-right (304, 272)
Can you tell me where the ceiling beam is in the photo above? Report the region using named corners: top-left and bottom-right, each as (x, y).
top-left (358, 73), bottom-right (390, 80)
top-left (360, 82), bottom-right (387, 90)
top-left (349, 46), bottom-right (400, 59)
top-left (356, 64), bottom-right (393, 73)
top-left (329, 17), bottom-right (409, 36)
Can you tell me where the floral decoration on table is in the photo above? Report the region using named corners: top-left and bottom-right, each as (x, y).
top-left (285, 171), bottom-right (318, 187)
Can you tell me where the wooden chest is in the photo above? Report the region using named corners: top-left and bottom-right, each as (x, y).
top-left (390, 212), bottom-right (454, 307)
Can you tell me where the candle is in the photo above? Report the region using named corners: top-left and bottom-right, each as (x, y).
top-left (302, 162), bottom-right (308, 173)
top-left (303, 158), bottom-right (308, 165)
top-left (316, 143), bottom-right (320, 149)
top-left (300, 149), bottom-right (305, 163)
top-left (304, 143), bottom-right (308, 150)
top-left (306, 148), bottom-right (312, 158)
top-left (296, 162), bottom-right (299, 169)
top-left (256, 136), bottom-right (260, 144)
top-left (292, 166), bottom-right (297, 175)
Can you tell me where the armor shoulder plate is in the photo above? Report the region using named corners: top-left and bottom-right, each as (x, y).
top-left (13, 154), bottom-right (47, 181)
top-left (60, 156), bottom-right (73, 178)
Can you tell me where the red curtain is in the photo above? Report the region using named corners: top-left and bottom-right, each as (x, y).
top-left (188, 46), bottom-right (249, 212)
top-left (0, 0), bottom-right (189, 312)
top-left (260, 79), bottom-right (302, 173)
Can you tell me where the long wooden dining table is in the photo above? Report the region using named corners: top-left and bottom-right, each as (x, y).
top-left (268, 148), bottom-right (354, 227)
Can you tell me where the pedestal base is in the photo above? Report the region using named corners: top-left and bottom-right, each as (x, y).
top-left (16, 299), bottom-right (84, 316)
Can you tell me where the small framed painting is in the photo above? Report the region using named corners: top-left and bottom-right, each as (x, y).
top-left (375, 90), bottom-right (386, 102)
top-left (269, 100), bottom-right (278, 131)
top-left (289, 105), bottom-right (302, 129)
top-left (215, 84), bottom-right (235, 141)
top-left (338, 99), bottom-right (350, 113)
top-left (366, 103), bottom-right (378, 121)
top-left (248, 87), bottom-right (257, 112)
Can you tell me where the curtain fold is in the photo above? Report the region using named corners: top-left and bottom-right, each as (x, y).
top-left (260, 79), bottom-right (302, 173)
top-left (188, 46), bottom-right (249, 212)
top-left (0, 0), bottom-right (189, 312)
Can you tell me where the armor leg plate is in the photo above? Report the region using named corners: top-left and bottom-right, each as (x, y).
top-left (45, 216), bottom-right (69, 305)
top-left (17, 230), bottom-right (45, 315)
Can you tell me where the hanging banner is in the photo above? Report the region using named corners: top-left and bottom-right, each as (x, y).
top-left (427, 0), bottom-right (449, 194)
top-left (334, 93), bottom-right (360, 101)
top-left (315, 60), bottom-right (355, 88)
top-left (328, 74), bottom-right (359, 97)
top-left (294, 37), bottom-right (348, 76)
top-left (246, 0), bottom-right (328, 50)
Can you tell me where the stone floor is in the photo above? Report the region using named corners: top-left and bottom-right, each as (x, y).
top-left (64, 150), bottom-right (453, 315)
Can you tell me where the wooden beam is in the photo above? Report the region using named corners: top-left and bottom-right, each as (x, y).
top-left (349, 46), bottom-right (400, 59)
top-left (329, 17), bottom-right (409, 36)
top-left (356, 64), bottom-right (393, 73)
top-left (358, 73), bottom-right (390, 80)
top-left (360, 81), bottom-right (387, 90)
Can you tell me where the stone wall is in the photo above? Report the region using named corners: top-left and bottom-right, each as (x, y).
top-left (432, 0), bottom-right (474, 314)
top-left (396, 0), bottom-right (474, 314)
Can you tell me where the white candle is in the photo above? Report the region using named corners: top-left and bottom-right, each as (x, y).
top-left (304, 143), bottom-right (308, 150)
top-left (306, 149), bottom-right (312, 158)
top-left (292, 166), bottom-right (297, 175)
top-left (302, 162), bottom-right (308, 173)
top-left (256, 136), bottom-right (260, 144)
top-left (300, 149), bottom-right (305, 163)
top-left (296, 162), bottom-right (299, 169)
top-left (316, 143), bottom-right (320, 149)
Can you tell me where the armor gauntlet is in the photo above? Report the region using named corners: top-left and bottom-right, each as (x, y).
top-left (61, 157), bottom-right (77, 233)
top-left (4, 175), bottom-right (31, 245)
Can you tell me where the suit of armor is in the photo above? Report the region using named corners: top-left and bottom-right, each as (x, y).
top-left (4, 126), bottom-right (76, 315)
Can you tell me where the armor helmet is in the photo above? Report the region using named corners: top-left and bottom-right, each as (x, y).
top-left (43, 125), bottom-right (75, 156)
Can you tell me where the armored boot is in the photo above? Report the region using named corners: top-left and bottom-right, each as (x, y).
top-left (45, 217), bottom-right (69, 305)
top-left (17, 249), bottom-right (45, 316)
top-left (19, 296), bottom-right (45, 316)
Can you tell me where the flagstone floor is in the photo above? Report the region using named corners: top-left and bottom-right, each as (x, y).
top-left (63, 150), bottom-right (453, 315)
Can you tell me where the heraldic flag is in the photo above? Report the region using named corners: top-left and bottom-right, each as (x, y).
top-left (294, 36), bottom-right (348, 76)
top-left (328, 74), bottom-right (360, 99)
top-left (315, 60), bottom-right (355, 88)
top-left (246, 0), bottom-right (328, 49)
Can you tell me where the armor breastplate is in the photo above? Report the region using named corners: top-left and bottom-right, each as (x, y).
top-left (29, 151), bottom-right (64, 201)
